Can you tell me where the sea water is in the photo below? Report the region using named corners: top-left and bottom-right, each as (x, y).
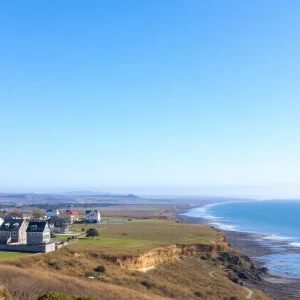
top-left (185, 200), bottom-right (300, 279)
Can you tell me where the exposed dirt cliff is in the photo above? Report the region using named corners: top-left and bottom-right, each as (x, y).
top-left (102, 232), bottom-right (228, 270)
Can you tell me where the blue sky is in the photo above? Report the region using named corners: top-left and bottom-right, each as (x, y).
top-left (1, 1), bottom-right (300, 196)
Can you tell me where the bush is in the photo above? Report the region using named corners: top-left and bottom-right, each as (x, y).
top-left (194, 290), bottom-right (205, 297)
top-left (84, 271), bottom-right (95, 278)
top-left (86, 228), bottom-right (99, 239)
top-left (200, 256), bottom-right (207, 260)
top-left (159, 285), bottom-right (175, 298)
top-left (140, 280), bottom-right (153, 289)
top-left (128, 218), bottom-right (132, 221)
top-left (93, 265), bottom-right (105, 273)
top-left (38, 292), bottom-right (94, 300)
top-left (81, 228), bottom-right (85, 232)
top-left (47, 260), bottom-right (62, 270)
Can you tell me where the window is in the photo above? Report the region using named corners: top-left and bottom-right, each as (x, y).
top-left (5, 232), bottom-right (9, 236)
top-left (12, 231), bottom-right (17, 236)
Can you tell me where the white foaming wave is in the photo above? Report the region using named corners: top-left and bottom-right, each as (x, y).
top-left (204, 215), bottom-right (223, 220)
top-left (289, 242), bottom-right (300, 248)
top-left (263, 234), bottom-right (292, 241)
top-left (209, 222), bottom-right (238, 231)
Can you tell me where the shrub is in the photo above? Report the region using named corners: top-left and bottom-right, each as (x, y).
top-left (93, 265), bottom-right (105, 273)
top-left (84, 271), bottom-right (95, 278)
top-left (140, 280), bottom-right (153, 289)
top-left (128, 218), bottom-right (132, 221)
top-left (194, 290), bottom-right (205, 297)
top-left (200, 256), bottom-right (207, 260)
top-left (159, 285), bottom-right (175, 298)
top-left (47, 260), bottom-right (62, 270)
top-left (86, 228), bottom-right (99, 239)
top-left (81, 228), bottom-right (85, 232)
top-left (38, 292), bottom-right (94, 300)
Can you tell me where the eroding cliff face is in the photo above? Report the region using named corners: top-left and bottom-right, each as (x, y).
top-left (103, 239), bottom-right (228, 270)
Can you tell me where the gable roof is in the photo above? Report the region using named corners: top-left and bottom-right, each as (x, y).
top-left (86, 210), bottom-right (99, 214)
top-left (48, 218), bottom-right (69, 227)
top-left (26, 221), bottom-right (48, 232)
top-left (66, 210), bottom-right (78, 215)
top-left (0, 219), bottom-right (26, 231)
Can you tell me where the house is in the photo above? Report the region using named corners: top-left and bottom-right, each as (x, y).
top-left (26, 221), bottom-right (51, 245)
top-left (4, 212), bottom-right (30, 220)
top-left (85, 210), bottom-right (101, 223)
top-left (45, 209), bottom-right (59, 218)
top-left (0, 219), bottom-right (28, 244)
top-left (0, 217), bottom-right (4, 227)
top-left (61, 210), bottom-right (79, 224)
top-left (49, 218), bottom-right (69, 233)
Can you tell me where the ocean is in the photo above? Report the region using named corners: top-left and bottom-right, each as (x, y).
top-left (184, 200), bottom-right (300, 279)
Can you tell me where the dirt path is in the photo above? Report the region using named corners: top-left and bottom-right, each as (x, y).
top-left (208, 270), bottom-right (253, 299)
top-left (209, 270), bottom-right (217, 279)
top-left (243, 287), bottom-right (253, 299)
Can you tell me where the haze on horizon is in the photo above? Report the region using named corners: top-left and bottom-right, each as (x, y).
top-left (1, 1), bottom-right (300, 198)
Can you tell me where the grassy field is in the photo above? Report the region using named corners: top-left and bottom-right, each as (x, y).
top-left (63, 218), bottom-right (219, 255)
top-left (0, 217), bottom-right (271, 300)
top-left (0, 251), bottom-right (31, 260)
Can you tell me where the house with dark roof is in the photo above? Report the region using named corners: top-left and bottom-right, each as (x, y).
top-left (45, 209), bottom-right (59, 218)
top-left (4, 213), bottom-right (30, 220)
top-left (85, 210), bottom-right (101, 223)
top-left (49, 218), bottom-right (70, 233)
top-left (0, 219), bottom-right (28, 244)
top-left (27, 221), bottom-right (51, 244)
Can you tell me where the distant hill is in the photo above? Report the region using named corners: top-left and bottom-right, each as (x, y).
top-left (58, 191), bottom-right (141, 198)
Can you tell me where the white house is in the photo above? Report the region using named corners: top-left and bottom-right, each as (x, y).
top-left (0, 217), bottom-right (4, 227)
top-left (85, 210), bottom-right (101, 223)
top-left (45, 209), bottom-right (59, 218)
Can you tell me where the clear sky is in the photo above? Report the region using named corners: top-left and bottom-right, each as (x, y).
top-left (1, 1), bottom-right (300, 196)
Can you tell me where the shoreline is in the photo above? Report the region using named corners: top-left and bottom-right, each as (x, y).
top-left (176, 205), bottom-right (300, 300)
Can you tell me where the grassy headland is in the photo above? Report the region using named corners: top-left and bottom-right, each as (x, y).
top-left (0, 203), bottom-right (271, 300)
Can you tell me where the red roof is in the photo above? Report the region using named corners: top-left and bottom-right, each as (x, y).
top-left (67, 210), bottom-right (78, 215)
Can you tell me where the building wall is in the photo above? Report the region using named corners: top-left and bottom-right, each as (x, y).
top-left (27, 227), bottom-right (51, 245)
top-left (0, 222), bottom-right (28, 244)
top-left (0, 242), bottom-right (56, 253)
top-left (85, 211), bottom-right (101, 223)
top-left (19, 222), bottom-right (28, 244)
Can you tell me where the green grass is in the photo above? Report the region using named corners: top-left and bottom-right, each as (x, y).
top-left (77, 237), bottom-right (153, 248)
top-left (68, 218), bottom-right (219, 255)
top-left (0, 251), bottom-right (31, 260)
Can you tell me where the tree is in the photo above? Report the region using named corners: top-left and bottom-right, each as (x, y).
top-left (86, 228), bottom-right (99, 239)
top-left (32, 209), bottom-right (45, 220)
